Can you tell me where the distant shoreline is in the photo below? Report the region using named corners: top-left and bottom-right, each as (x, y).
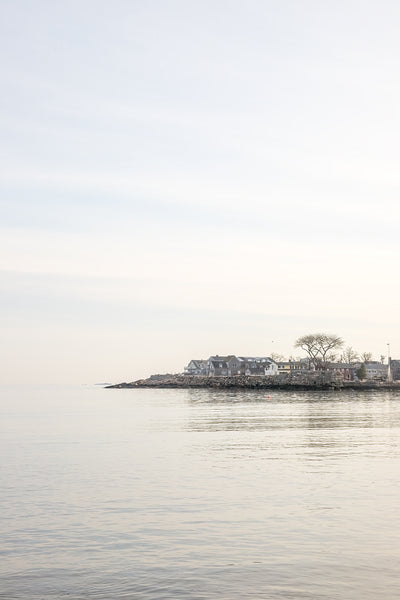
top-left (105, 374), bottom-right (400, 392)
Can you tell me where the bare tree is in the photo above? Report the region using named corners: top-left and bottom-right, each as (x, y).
top-left (360, 352), bottom-right (372, 363)
top-left (294, 333), bottom-right (344, 370)
top-left (270, 352), bottom-right (286, 362)
top-left (340, 346), bottom-right (359, 364)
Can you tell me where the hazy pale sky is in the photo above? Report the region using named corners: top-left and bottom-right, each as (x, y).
top-left (1, 1), bottom-right (400, 383)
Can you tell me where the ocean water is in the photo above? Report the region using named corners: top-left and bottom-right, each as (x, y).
top-left (1, 385), bottom-right (400, 599)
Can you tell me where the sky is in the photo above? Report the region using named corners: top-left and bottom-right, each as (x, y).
top-left (1, 0), bottom-right (400, 383)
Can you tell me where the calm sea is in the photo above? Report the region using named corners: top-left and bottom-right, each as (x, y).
top-left (1, 385), bottom-right (400, 599)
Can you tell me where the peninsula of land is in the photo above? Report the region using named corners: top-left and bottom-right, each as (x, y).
top-left (107, 339), bottom-right (400, 391)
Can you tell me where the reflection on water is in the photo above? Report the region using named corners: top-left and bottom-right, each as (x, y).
top-left (1, 386), bottom-right (400, 599)
top-left (185, 388), bottom-right (400, 430)
top-left (185, 389), bottom-right (400, 462)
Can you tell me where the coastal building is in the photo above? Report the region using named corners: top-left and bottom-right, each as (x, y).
top-left (239, 357), bottom-right (278, 376)
top-left (184, 360), bottom-right (209, 376)
top-left (276, 360), bottom-right (309, 375)
top-left (207, 355), bottom-right (243, 376)
top-left (389, 359), bottom-right (400, 380)
top-left (208, 356), bottom-right (231, 376)
top-left (364, 361), bottom-right (388, 381)
top-left (184, 355), bottom-right (278, 377)
top-left (325, 363), bottom-right (356, 381)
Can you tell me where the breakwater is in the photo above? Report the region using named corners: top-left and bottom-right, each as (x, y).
top-left (106, 374), bottom-right (400, 391)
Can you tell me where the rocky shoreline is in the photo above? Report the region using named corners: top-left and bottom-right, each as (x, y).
top-left (106, 374), bottom-right (400, 391)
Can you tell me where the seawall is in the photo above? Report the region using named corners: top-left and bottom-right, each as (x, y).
top-left (106, 374), bottom-right (400, 391)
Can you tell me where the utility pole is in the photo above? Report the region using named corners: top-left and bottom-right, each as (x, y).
top-left (387, 343), bottom-right (393, 383)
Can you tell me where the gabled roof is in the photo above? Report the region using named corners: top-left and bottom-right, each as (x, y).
top-left (239, 356), bottom-right (274, 363)
top-left (208, 355), bottom-right (235, 361)
top-left (210, 360), bottom-right (228, 368)
top-left (365, 362), bottom-right (387, 370)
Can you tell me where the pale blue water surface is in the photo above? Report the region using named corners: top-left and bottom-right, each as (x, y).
top-left (1, 385), bottom-right (400, 599)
